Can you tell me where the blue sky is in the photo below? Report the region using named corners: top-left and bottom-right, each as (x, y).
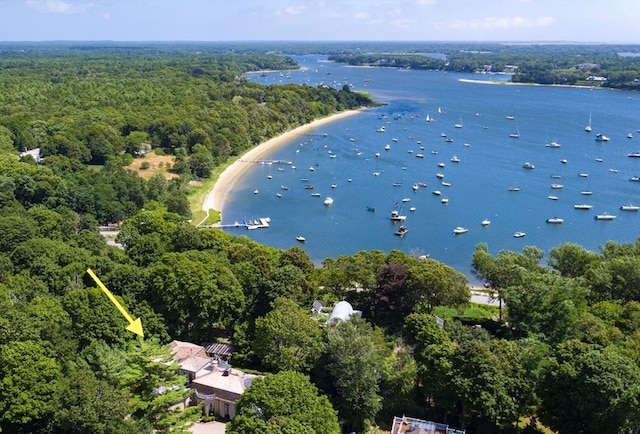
top-left (1, 0), bottom-right (639, 43)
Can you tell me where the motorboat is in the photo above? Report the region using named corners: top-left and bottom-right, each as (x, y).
top-left (401, 198), bottom-right (411, 203)
top-left (392, 182), bottom-right (403, 187)
top-left (628, 153), bottom-right (640, 158)
top-left (551, 184), bottom-right (563, 189)
top-left (377, 126), bottom-right (385, 132)
top-left (331, 183), bottom-right (337, 189)
top-left (546, 217), bottom-right (564, 224)
top-left (311, 192), bottom-right (321, 197)
top-left (385, 144), bottom-right (391, 150)
top-left (508, 187), bottom-right (520, 192)
top-left (432, 190), bottom-right (441, 196)
top-left (609, 168), bottom-right (619, 173)
top-left (412, 184), bottom-right (419, 191)
top-left (578, 173), bottom-right (588, 177)
top-left (445, 138), bottom-right (454, 143)
top-left (453, 227), bottom-right (468, 235)
top-left (254, 189), bottom-right (259, 194)
top-left (296, 236), bottom-right (306, 242)
top-left (438, 162), bottom-right (445, 168)
top-left (323, 197), bottom-right (333, 206)
top-left (392, 138), bottom-right (398, 143)
top-left (409, 207), bottom-right (416, 212)
top-left (620, 204), bottom-right (640, 211)
top-left (375, 152), bottom-right (381, 158)
top-left (436, 173), bottom-right (445, 179)
top-left (548, 195), bottom-right (559, 200)
top-left (367, 206), bottom-right (375, 212)
top-left (281, 185), bottom-right (288, 190)
top-left (481, 219), bottom-right (491, 226)
top-left (441, 181), bottom-right (451, 187)
top-left (595, 133), bottom-right (610, 142)
top-left (513, 232), bottom-right (526, 238)
top-left (631, 176), bottom-right (640, 182)
top-left (418, 182), bottom-right (427, 188)
top-left (390, 210), bottom-right (406, 222)
top-left (304, 184), bottom-right (314, 189)
top-left (450, 155), bottom-right (460, 163)
top-left (560, 159), bottom-right (568, 164)
top-left (522, 162), bottom-right (535, 169)
top-left (628, 133), bottom-right (634, 139)
top-left (574, 204), bottom-right (593, 210)
top-left (441, 197), bottom-right (449, 204)
top-left (595, 158), bottom-right (603, 162)
top-left (415, 153), bottom-right (424, 158)
top-left (276, 193), bottom-right (282, 198)
top-left (581, 191), bottom-right (593, 195)
top-left (395, 225), bottom-right (409, 237)
top-left (595, 213), bottom-right (616, 220)
top-left (545, 141), bottom-right (561, 148)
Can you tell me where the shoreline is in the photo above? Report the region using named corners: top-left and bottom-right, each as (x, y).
top-left (202, 108), bottom-right (368, 220)
top-left (458, 77), bottom-right (603, 90)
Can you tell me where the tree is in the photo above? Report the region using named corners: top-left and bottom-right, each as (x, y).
top-left (326, 317), bottom-right (383, 432)
top-left (0, 340), bottom-right (61, 433)
top-left (548, 243), bottom-right (599, 278)
top-left (228, 371), bottom-right (339, 434)
top-left (253, 297), bottom-right (325, 373)
top-left (538, 342), bottom-right (640, 434)
top-left (53, 368), bottom-right (133, 434)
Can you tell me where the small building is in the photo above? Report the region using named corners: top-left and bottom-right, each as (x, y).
top-left (391, 415), bottom-right (465, 434)
top-left (327, 301), bottom-right (362, 326)
top-left (19, 148), bottom-right (44, 163)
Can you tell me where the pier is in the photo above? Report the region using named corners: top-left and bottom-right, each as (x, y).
top-left (205, 217), bottom-right (271, 230)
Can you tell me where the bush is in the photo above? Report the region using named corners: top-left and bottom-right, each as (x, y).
top-left (140, 161), bottom-right (150, 170)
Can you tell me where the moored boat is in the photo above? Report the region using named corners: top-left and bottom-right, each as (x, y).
top-left (522, 162), bottom-right (535, 169)
top-left (546, 217), bottom-right (564, 224)
top-left (513, 232), bottom-right (526, 238)
top-left (390, 210), bottom-right (406, 221)
top-left (296, 236), bottom-right (306, 242)
top-left (323, 197), bottom-right (334, 206)
top-left (481, 219), bottom-right (491, 226)
top-left (574, 204), bottom-right (593, 210)
top-left (620, 204), bottom-right (640, 211)
top-left (453, 227), bottom-right (468, 235)
top-left (595, 133), bottom-right (610, 142)
top-left (595, 213), bottom-right (616, 220)
top-left (395, 225), bottom-right (409, 237)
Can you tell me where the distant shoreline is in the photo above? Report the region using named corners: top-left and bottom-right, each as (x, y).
top-left (459, 78), bottom-right (601, 90)
top-left (202, 108), bottom-right (368, 220)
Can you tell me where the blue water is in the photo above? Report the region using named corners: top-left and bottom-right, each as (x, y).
top-left (223, 55), bottom-right (640, 282)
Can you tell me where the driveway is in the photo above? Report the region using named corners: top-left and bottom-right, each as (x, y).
top-left (190, 421), bottom-right (226, 434)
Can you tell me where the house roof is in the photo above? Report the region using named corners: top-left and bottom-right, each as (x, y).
top-left (170, 340), bottom-right (207, 361)
top-left (191, 362), bottom-right (257, 397)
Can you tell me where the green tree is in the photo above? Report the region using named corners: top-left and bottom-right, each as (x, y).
top-left (326, 317), bottom-right (383, 432)
top-left (538, 342), bottom-right (640, 434)
top-left (254, 297), bottom-right (325, 373)
top-left (0, 340), bottom-right (61, 433)
top-left (228, 371), bottom-right (340, 434)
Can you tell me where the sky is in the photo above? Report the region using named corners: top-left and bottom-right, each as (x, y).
top-left (0, 0), bottom-right (639, 43)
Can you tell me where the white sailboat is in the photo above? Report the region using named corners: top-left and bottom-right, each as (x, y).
top-left (585, 112), bottom-right (592, 133)
top-left (509, 126), bottom-right (520, 139)
top-left (454, 116), bottom-right (463, 129)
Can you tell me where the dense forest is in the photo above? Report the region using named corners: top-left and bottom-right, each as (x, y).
top-left (0, 43), bottom-right (639, 434)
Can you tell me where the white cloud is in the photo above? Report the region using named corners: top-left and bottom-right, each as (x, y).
top-left (354, 11), bottom-right (369, 20)
top-left (26, 0), bottom-right (91, 14)
top-left (283, 5), bottom-right (306, 15)
top-left (450, 16), bottom-right (555, 30)
top-left (101, 12), bottom-right (110, 20)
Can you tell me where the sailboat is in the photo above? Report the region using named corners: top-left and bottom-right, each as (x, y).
top-left (438, 107), bottom-right (444, 115)
top-left (585, 112), bottom-right (592, 133)
top-left (425, 114), bottom-right (433, 123)
top-left (509, 126), bottom-right (520, 139)
top-left (454, 116), bottom-right (463, 129)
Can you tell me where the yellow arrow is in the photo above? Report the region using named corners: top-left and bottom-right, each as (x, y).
top-left (86, 268), bottom-right (144, 337)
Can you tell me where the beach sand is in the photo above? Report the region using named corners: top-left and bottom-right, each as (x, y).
top-left (202, 108), bottom-right (367, 219)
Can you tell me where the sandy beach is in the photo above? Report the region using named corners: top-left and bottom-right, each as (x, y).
top-left (202, 108), bottom-right (367, 219)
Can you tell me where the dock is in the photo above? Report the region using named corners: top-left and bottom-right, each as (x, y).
top-left (211, 217), bottom-right (271, 230)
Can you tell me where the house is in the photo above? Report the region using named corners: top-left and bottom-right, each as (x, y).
top-left (390, 415), bottom-right (465, 434)
top-left (169, 340), bottom-right (257, 420)
top-left (19, 148), bottom-right (44, 163)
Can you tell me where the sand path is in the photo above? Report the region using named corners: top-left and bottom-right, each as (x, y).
top-left (202, 108), bottom-right (367, 219)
